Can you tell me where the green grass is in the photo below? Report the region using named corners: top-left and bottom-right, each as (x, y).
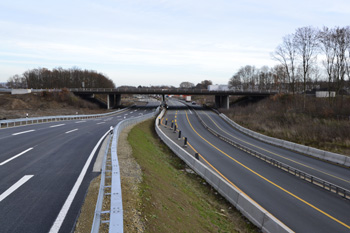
top-left (128, 119), bottom-right (258, 233)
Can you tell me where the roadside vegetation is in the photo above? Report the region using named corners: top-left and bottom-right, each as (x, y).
top-left (0, 90), bottom-right (105, 119)
top-left (223, 94), bottom-right (350, 156)
top-left (127, 119), bottom-right (258, 233)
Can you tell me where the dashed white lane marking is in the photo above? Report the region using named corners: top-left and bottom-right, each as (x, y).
top-left (0, 175), bottom-right (34, 202)
top-left (12, 130), bottom-right (35, 136)
top-left (75, 121), bottom-right (86, 123)
top-left (49, 130), bottom-right (110, 233)
top-left (97, 122), bottom-right (106, 125)
top-left (50, 124), bottom-right (65, 128)
top-left (65, 129), bottom-right (78, 134)
top-left (0, 148), bottom-right (33, 166)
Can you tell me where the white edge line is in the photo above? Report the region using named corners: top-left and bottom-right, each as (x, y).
top-left (75, 121), bottom-right (86, 123)
top-left (65, 129), bottom-right (78, 134)
top-left (50, 124), bottom-right (65, 128)
top-left (97, 122), bottom-right (106, 125)
top-left (0, 175), bottom-right (34, 202)
top-left (12, 129), bottom-right (35, 136)
top-left (0, 148), bottom-right (33, 166)
top-left (49, 130), bottom-right (110, 233)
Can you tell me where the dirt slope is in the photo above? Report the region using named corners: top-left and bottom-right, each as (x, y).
top-left (0, 92), bottom-right (108, 119)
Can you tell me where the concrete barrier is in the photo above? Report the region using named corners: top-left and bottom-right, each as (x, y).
top-left (220, 113), bottom-right (349, 167)
top-left (155, 110), bottom-right (293, 233)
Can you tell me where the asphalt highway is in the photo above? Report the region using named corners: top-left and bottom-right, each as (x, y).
top-left (0, 102), bottom-right (158, 233)
top-left (162, 99), bottom-right (350, 233)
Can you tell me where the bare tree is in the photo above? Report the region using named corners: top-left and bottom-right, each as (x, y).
top-left (179, 81), bottom-right (195, 89)
top-left (200, 80), bottom-right (213, 89)
top-left (272, 34), bottom-right (297, 94)
top-left (294, 26), bottom-right (319, 97)
top-left (228, 74), bottom-right (241, 90)
top-left (319, 27), bottom-right (337, 98)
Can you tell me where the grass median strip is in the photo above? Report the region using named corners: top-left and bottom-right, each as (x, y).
top-left (128, 119), bottom-right (257, 232)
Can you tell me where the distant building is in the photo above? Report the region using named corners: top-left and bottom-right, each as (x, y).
top-left (316, 91), bottom-right (336, 98)
top-left (0, 82), bottom-right (7, 88)
top-left (208, 85), bottom-right (230, 91)
top-left (11, 89), bottom-right (32, 95)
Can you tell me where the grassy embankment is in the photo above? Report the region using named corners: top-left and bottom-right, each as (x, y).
top-left (222, 94), bottom-right (350, 156)
top-left (128, 119), bottom-right (257, 232)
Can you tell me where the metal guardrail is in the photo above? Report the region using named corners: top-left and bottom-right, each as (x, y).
top-left (91, 106), bottom-right (160, 233)
top-left (0, 107), bottom-right (130, 128)
top-left (193, 109), bottom-right (350, 200)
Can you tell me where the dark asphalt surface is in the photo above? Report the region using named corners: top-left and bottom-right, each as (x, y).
top-left (162, 99), bottom-right (350, 233)
top-left (0, 103), bottom-right (158, 233)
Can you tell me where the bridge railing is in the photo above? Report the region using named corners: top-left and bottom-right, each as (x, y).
top-left (69, 87), bottom-right (279, 95)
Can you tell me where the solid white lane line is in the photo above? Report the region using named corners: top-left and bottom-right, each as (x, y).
top-left (12, 130), bottom-right (35, 136)
top-left (50, 124), bottom-right (65, 128)
top-left (0, 148), bottom-right (33, 166)
top-left (75, 121), bottom-right (86, 123)
top-left (65, 129), bottom-right (78, 134)
top-left (49, 130), bottom-right (110, 233)
top-left (0, 175), bottom-right (34, 202)
top-left (97, 122), bottom-right (106, 125)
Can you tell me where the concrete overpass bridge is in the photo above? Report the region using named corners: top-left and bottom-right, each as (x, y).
top-left (69, 87), bottom-right (278, 109)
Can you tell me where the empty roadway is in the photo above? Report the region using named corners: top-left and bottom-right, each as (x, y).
top-left (0, 103), bottom-right (158, 233)
top-left (162, 99), bottom-right (350, 232)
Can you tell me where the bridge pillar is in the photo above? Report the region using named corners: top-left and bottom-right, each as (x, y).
top-left (116, 94), bottom-right (121, 106)
top-left (107, 94), bottom-right (116, 109)
top-left (215, 95), bottom-right (229, 109)
top-left (161, 94), bottom-right (166, 107)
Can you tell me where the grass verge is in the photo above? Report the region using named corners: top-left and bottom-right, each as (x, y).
top-left (128, 119), bottom-right (258, 233)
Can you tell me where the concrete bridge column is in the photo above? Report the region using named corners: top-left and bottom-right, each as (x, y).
top-left (107, 94), bottom-right (115, 109)
top-left (215, 95), bottom-right (222, 108)
top-left (116, 94), bottom-right (121, 106)
top-left (215, 95), bottom-right (229, 109)
top-left (162, 94), bottom-right (166, 107)
top-left (222, 95), bottom-right (229, 109)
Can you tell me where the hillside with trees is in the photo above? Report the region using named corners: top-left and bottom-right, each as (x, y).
top-left (6, 67), bottom-right (115, 89)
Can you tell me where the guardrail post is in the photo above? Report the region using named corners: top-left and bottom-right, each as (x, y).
top-left (178, 130), bottom-right (181, 140)
top-left (195, 153), bottom-right (199, 160)
top-left (158, 119), bottom-right (161, 125)
top-left (173, 125), bottom-right (177, 133)
top-left (184, 137), bottom-right (187, 147)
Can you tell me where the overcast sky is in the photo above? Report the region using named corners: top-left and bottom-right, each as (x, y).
top-left (0, 0), bottom-right (349, 87)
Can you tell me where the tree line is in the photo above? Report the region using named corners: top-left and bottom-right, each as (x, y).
top-left (7, 67), bottom-right (115, 89)
top-left (229, 26), bottom-right (350, 95)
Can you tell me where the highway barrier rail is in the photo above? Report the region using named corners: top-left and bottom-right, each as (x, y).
top-left (193, 110), bottom-right (350, 201)
top-left (219, 113), bottom-right (350, 167)
top-left (155, 109), bottom-right (293, 233)
top-left (91, 106), bottom-right (160, 233)
top-left (0, 107), bottom-right (130, 128)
